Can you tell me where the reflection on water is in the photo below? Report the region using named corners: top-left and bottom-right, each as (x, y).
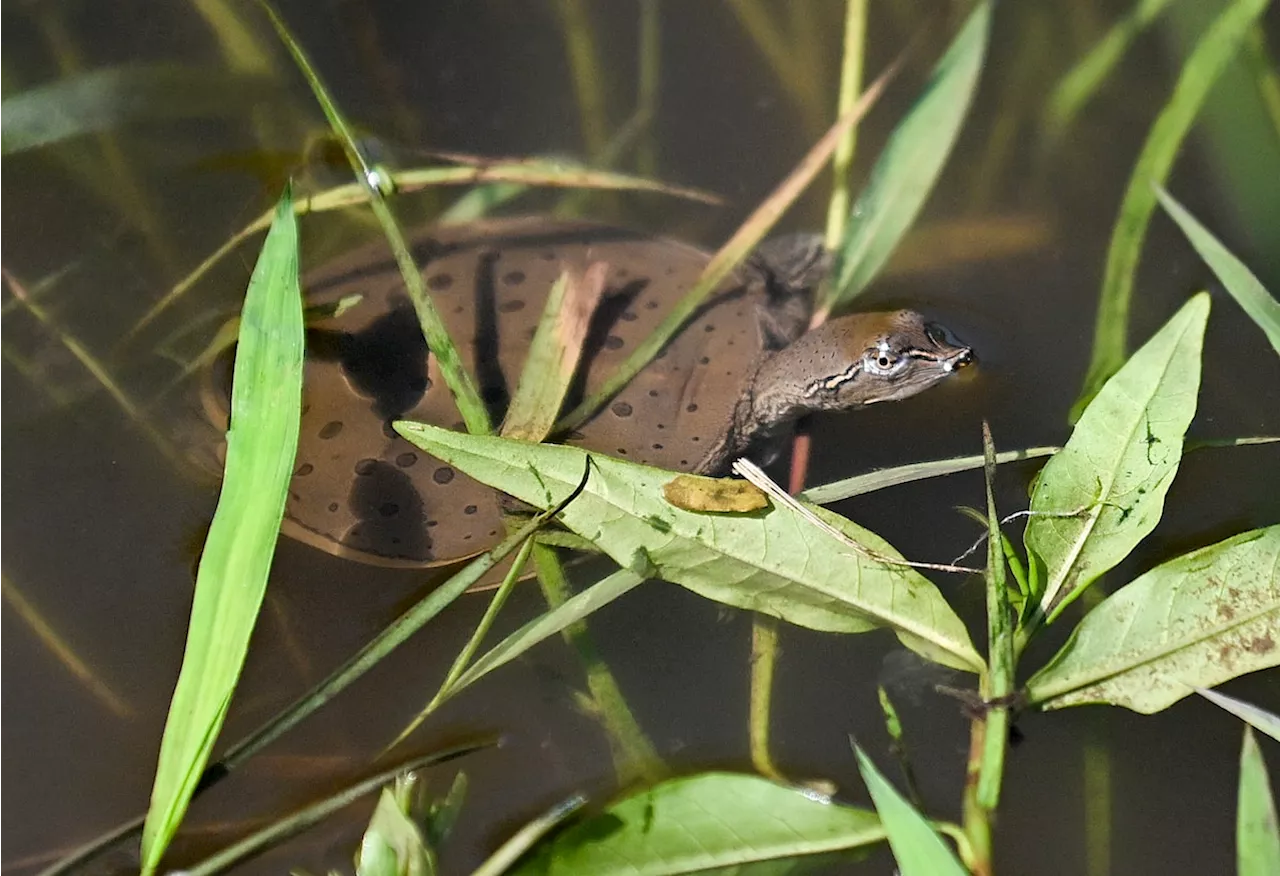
top-left (3, 2), bottom-right (1278, 875)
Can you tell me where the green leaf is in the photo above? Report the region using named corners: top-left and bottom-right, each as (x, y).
top-left (510, 773), bottom-right (885, 875)
top-left (1156, 187), bottom-right (1280, 355)
top-left (1239, 728), bottom-right (1280, 876)
top-left (1198, 688), bottom-right (1280, 743)
top-left (395, 424), bottom-right (983, 673)
top-left (1072, 0), bottom-right (1271, 418)
top-left (140, 186), bottom-right (303, 875)
top-left (1026, 293), bottom-right (1209, 623)
top-left (824, 1), bottom-right (989, 316)
top-left (853, 744), bottom-right (967, 876)
top-left (1026, 526), bottom-right (1280, 713)
top-left (1, 63), bottom-right (281, 154)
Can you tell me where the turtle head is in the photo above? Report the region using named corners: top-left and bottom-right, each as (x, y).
top-left (753, 309), bottom-right (975, 420)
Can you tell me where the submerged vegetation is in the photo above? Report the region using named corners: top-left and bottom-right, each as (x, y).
top-left (5, 1), bottom-right (1279, 875)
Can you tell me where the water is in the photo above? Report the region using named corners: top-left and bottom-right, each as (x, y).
top-left (3, 2), bottom-right (1279, 875)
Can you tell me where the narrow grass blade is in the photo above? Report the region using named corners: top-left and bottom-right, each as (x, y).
top-left (1157, 186), bottom-right (1280, 354)
top-left (510, 773), bottom-right (885, 875)
top-left (256, 3), bottom-right (491, 436)
top-left (1198, 688), bottom-right (1280, 742)
top-left (799, 446), bottom-right (1059, 504)
top-left (1, 63), bottom-right (280, 154)
top-left (449, 568), bottom-right (645, 695)
top-left (1026, 293), bottom-right (1209, 626)
top-left (475, 795), bottom-right (586, 876)
top-left (1072, 0), bottom-right (1271, 419)
top-left (3, 269), bottom-right (181, 467)
top-left (853, 744), bottom-right (967, 876)
top-left (127, 159), bottom-right (714, 343)
top-left (556, 58), bottom-right (898, 433)
top-left (386, 538), bottom-right (537, 751)
top-left (396, 425), bottom-right (983, 673)
top-left (1026, 526), bottom-right (1280, 713)
top-left (1239, 728), bottom-right (1280, 876)
top-left (140, 186), bottom-right (303, 876)
top-left (502, 265), bottom-right (608, 441)
top-left (184, 745), bottom-right (488, 876)
top-left (1, 575), bottom-right (132, 718)
top-left (822, 1), bottom-right (990, 319)
top-left (1042, 0), bottom-right (1175, 142)
top-left (40, 495), bottom-right (579, 876)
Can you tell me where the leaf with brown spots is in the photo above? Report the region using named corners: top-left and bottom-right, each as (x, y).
top-left (1026, 525), bottom-right (1280, 714)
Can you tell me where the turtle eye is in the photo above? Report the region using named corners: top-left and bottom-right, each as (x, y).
top-left (863, 343), bottom-right (906, 377)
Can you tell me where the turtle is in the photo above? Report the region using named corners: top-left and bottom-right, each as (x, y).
top-left (199, 216), bottom-right (973, 568)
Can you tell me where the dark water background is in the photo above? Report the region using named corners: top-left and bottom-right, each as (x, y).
top-left (4, 2), bottom-right (1279, 875)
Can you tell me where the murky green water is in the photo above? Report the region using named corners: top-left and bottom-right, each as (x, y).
top-left (4, 3), bottom-right (1278, 875)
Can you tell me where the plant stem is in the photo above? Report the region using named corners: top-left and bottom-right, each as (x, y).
top-left (531, 544), bottom-right (666, 784)
top-left (824, 0), bottom-right (868, 251)
top-left (748, 615), bottom-right (784, 780)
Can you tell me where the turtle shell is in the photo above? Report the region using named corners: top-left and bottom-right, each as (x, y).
top-left (203, 216), bottom-right (774, 567)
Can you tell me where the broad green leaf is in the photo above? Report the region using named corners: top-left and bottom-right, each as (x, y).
top-left (1198, 688), bottom-right (1280, 743)
top-left (1026, 526), bottom-right (1280, 713)
top-left (1239, 728), bottom-right (1280, 876)
top-left (396, 424), bottom-right (983, 673)
top-left (1026, 293), bottom-right (1209, 623)
top-left (1, 63), bottom-right (280, 154)
top-left (823, 1), bottom-right (989, 316)
top-left (510, 773), bottom-right (884, 876)
top-left (1072, 0), bottom-right (1270, 418)
top-left (140, 187), bottom-right (303, 875)
top-left (1157, 187), bottom-right (1280, 355)
top-left (853, 745), bottom-right (967, 876)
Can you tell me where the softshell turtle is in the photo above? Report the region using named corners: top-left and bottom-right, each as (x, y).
top-left (200, 216), bottom-right (972, 568)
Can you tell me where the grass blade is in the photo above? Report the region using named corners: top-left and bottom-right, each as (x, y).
top-left (1, 62), bottom-right (280, 154)
top-left (1042, 0), bottom-right (1175, 142)
top-left (1156, 186), bottom-right (1280, 355)
top-left (1239, 728), bottom-right (1280, 876)
top-left (853, 743), bottom-right (967, 876)
top-left (800, 446), bottom-right (1060, 504)
top-left (256, 2), bottom-right (491, 433)
top-left (140, 186), bottom-right (303, 875)
top-left (822, 1), bottom-right (990, 318)
top-left (555, 57), bottom-right (897, 433)
top-left (502, 265), bottom-right (608, 441)
top-left (1071, 0), bottom-right (1271, 419)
